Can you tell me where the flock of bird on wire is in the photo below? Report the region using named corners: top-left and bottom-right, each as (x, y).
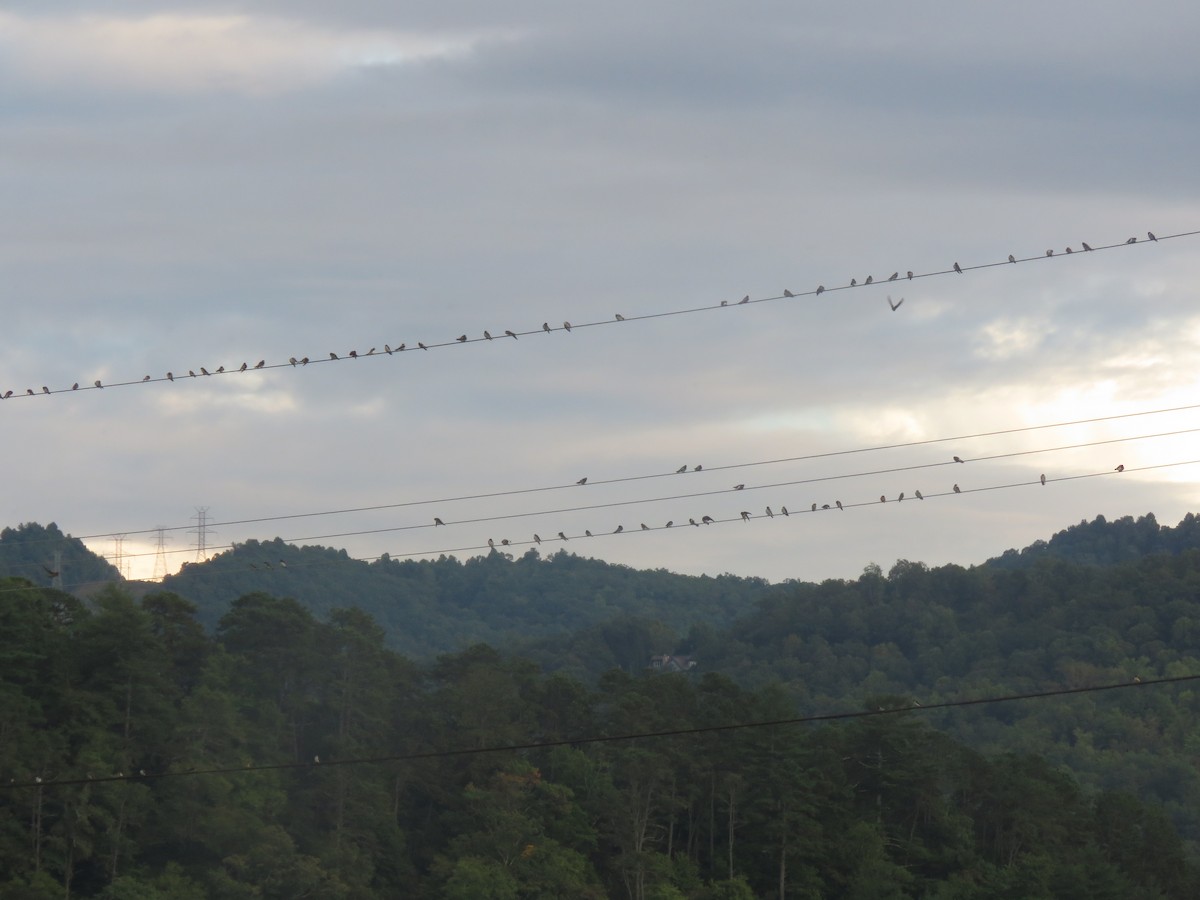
top-left (0, 233), bottom-right (1161, 400)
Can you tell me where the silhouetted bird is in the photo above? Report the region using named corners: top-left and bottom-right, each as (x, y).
top-left (189, 370), bottom-right (196, 377)
top-left (2, 391), bottom-right (11, 399)
top-left (665, 521), bottom-right (673, 527)
top-left (616, 313), bottom-right (626, 320)
top-left (694, 465), bottom-right (702, 471)
top-left (1082, 242), bottom-right (1093, 251)
top-left (1065, 247), bottom-right (1073, 254)
top-left (329, 353), bottom-right (338, 360)
top-left (484, 331), bottom-right (493, 340)
top-left (914, 490), bottom-right (923, 500)
top-left (72, 383), bottom-right (79, 389)
top-left (765, 507), bottom-right (774, 517)
top-left (733, 484), bottom-right (745, 491)
top-left (822, 504), bottom-right (830, 510)
top-left (563, 321), bottom-right (572, 331)
top-left (1046, 249), bottom-right (1053, 257)
top-left (740, 511), bottom-right (750, 521)
top-left (1040, 474), bottom-right (1046, 486)
top-left (907, 271), bottom-right (914, 279)
top-left (418, 343), bottom-right (427, 350)
top-left (576, 477), bottom-right (587, 485)
top-left (501, 539), bottom-right (510, 545)
top-left (702, 516), bottom-right (714, 525)
top-left (898, 492), bottom-right (905, 502)
top-left (94, 380), bottom-right (103, 388)
top-left (585, 530), bottom-right (593, 537)
top-left (289, 358), bottom-right (297, 366)
top-left (384, 345), bottom-right (393, 354)
top-left (456, 335), bottom-right (467, 342)
top-left (349, 350), bottom-right (359, 358)
top-left (434, 518), bottom-right (445, 526)
top-left (26, 388), bottom-right (34, 395)
top-left (689, 518), bottom-right (699, 526)
top-left (850, 278), bottom-right (857, 287)
top-left (534, 534), bottom-right (542, 543)
top-left (543, 322), bottom-right (551, 332)
top-left (1148, 232), bottom-right (1157, 241)
top-left (240, 362), bottom-right (248, 372)
top-left (811, 503), bottom-right (817, 511)
top-left (888, 272), bottom-right (898, 281)
top-left (613, 525), bottom-right (623, 533)
top-left (558, 532), bottom-right (568, 541)
top-left (953, 262), bottom-right (962, 274)
top-left (781, 506), bottom-right (789, 516)
top-left (143, 375), bottom-right (152, 381)
top-left (505, 330), bottom-right (518, 339)
top-left (255, 360), bottom-right (265, 369)
top-left (641, 523), bottom-right (650, 530)
top-left (301, 357), bottom-right (310, 364)
top-left (1126, 237), bottom-right (1137, 244)
top-left (783, 289), bottom-right (794, 297)
top-left (1008, 254), bottom-right (1016, 263)
top-left (880, 495), bottom-right (886, 503)
top-left (887, 296), bottom-right (903, 311)
top-left (1115, 464), bottom-right (1125, 472)
top-left (366, 348), bottom-right (375, 355)
top-left (42, 386), bottom-right (50, 393)
top-left (953, 484), bottom-right (961, 493)
top-left (676, 465), bottom-right (687, 474)
top-left (953, 456), bottom-right (964, 463)
top-left (816, 285), bottom-right (825, 295)
top-left (738, 295), bottom-right (749, 304)
top-left (488, 538), bottom-right (495, 548)
top-left (200, 367), bottom-right (210, 375)
top-left (865, 275), bottom-right (873, 284)
top-left (216, 367), bottom-right (224, 373)
top-left (836, 500), bottom-right (843, 510)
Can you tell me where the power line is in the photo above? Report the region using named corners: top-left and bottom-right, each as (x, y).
top-left (24, 398), bottom-right (1200, 548)
top-left (0, 229), bottom-right (1194, 402)
top-left (4, 672), bottom-right (1192, 790)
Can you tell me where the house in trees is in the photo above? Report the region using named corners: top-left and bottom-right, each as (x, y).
top-left (648, 654), bottom-right (697, 673)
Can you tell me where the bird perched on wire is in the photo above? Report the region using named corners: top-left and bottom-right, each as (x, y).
top-left (738, 295), bottom-right (749, 305)
top-left (613, 525), bottom-right (623, 533)
top-left (434, 518), bottom-right (445, 526)
top-left (888, 272), bottom-right (898, 281)
top-left (576, 477), bottom-right (588, 485)
top-left (953, 262), bottom-right (962, 274)
top-left (1148, 232), bottom-right (1157, 241)
top-left (558, 532), bottom-right (569, 541)
top-left (1082, 242), bottom-right (1093, 251)
top-left (255, 360), bottom-right (265, 369)
top-left (783, 289), bottom-right (794, 297)
top-left (563, 321), bottom-right (572, 331)
top-left (534, 534), bottom-right (542, 543)
top-left (505, 330), bottom-right (518, 339)
top-left (1040, 474), bottom-right (1046, 486)
top-left (1115, 464), bottom-right (1125, 472)
top-left (733, 484), bottom-right (745, 491)
top-left (953, 484), bottom-right (961, 493)
top-left (702, 516), bottom-right (714, 525)
top-left (456, 335), bottom-right (467, 343)
top-left (740, 511), bottom-right (751, 522)
top-left (543, 323), bottom-right (551, 333)
top-left (1008, 254), bottom-right (1016, 263)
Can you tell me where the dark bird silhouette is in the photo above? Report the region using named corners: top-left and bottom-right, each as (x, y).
top-left (888, 272), bottom-right (898, 281)
top-left (613, 525), bottom-right (623, 533)
top-left (898, 492), bottom-right (905, 502)
top-left (1126, 237), bottom-right (1137, 244)
top-left (821, 504), bottom-right (831, 510)
top-left (1065, 247), bottom-right (1073, 254)
top-left (418, 343), bottom-right (427, 350)
top-left (585, 530), bottom-right (593, 537)
top-left (665, 521), bottom-right (673, 527)
top-left (26, 389), bottom-right (34, 396)
top-left (1082, 242), bottom-right (1093, 251)
top-left (811, 503), bottom-right (817, 511)
top-left (1115, 464), bottom-right (1125, 472)
top-left (721, 300), bottom-right (728, 306)
top-left (702, 516), bottom-right (714, 525)
top-left (217, 367), bottom-right (226, 373)
top-left (738, 295), bottom-right (749, 305)
top-left (189, 370), bottom-right (196, 377)
top-left (641, 523), bottom-right (650, 530)
top-left (349, 350), bottom-right (359, 358)
top-left (329, 352), bottom-right (338, 360)
top-left (865, 275), bottom-right (873, 284)
top-left (953, 456), bottom-right (964, 463)
top-left (835, 500), bottom-right (843, 510)
top-left (1008, 254), bottom-right (1016, 263)
top-left (434, 517), bottom-right (445, 526)
top-left (563, 321), bottom-right (572, 331)
top-left (255, 360), bottom-right (265, 369)
top-left (816, 285), bottom-right (825, 295)
top-left (765, 507), bottom-right (774, 517)
top-left (783, 289), bottom-right (794, 297)
top-left (689, 518), bottom-right (699, 527)
top-left (740, 511), bottom-right (751, 521)
top-left (914, 490), bottom-right (923, 500)
top-left (505, 330), bottom-right (518, 339)
top-left (694, 465), bottom-right (702, 471)
top-left (200, 367), bottom-right (210, 375)
top-left (456, 335), bottom-right (467, 342)
top-left (907, 271), bottom-right (914, 279)
top-left (42, 386), bottom-right (50, 393)
top-left (94, 380), bottom-right (103, 388)
top-left (558, 532), bottom-right (568, 541)
top-left (615, 313), bottom-right (626, 320)
top-left (887, 296), bottom-right (904, 311)
top-left (2, 391), bottom-right (11, 399)
top-left (142, 375), bottom-right (151, 381)
top-left (1045, 249), bottom-right (1053, 257)
top-left (953, 262), bottom-right (962, 274)
top-left (289, 357), bottom-right (297, 366)
top-left (1040, 474), bottom-right (1046, 485)
top-left (850, 278), bottom-right (857, 287)
top-left (488, 538), bottom-right (495, 548)
top-left (301, 357), bottom-right (310, 364)
top-left (733, 484), bottom-right (745, 491)
top-left (676, 465), bottom-right (687, 474)
top-left (953, 484), bottom-right (961, 493)
top-left (1148, 232), bottom-right (1157, 241)
top-left (781, 506), bottom-right (789, 516)
top-left (534, 534), bottom-right (542, 543)
top-left (501, 539), bottom-right (510, 545)
top-left (384, 345), bottom-right (393, 354)
top-left (576, 477), bottom-right (587, 485)
top-left (396, 344), bottom-right (405, 351)
top-left (240, 362), bottom-right (248, 372)
top-left (484, 331), bottom-right (493, 340)
top-left (880, 495), bottom-right (886, 503)
top-left (72, 383), bottom-right (79, 389)
top-left (543, 322), bottom-right (551, 333)
top-left (366, 348), bottom-right (375, 355)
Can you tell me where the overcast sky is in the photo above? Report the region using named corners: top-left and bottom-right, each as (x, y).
top-left (3, 2), bottom-right (1199, 586)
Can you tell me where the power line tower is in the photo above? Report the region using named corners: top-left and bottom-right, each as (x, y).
top-left (189, 507), bottom-right (214, 563)
top-left (152, 527), bottom-right (172, 581)
top-left (50, 549), bottom-right (63, 590)
top-left (111, 534), bottom-right (127, 580)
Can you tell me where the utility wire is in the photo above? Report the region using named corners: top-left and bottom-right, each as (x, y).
top-left (4, 672), bottom-right (1193, 790)
top-left (10, 399), bottom-right (1198, 548)
top-left (0, 229), bottom-right (1193, 402)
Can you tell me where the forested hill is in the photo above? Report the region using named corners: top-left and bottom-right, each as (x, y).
top-left (161, 539), bottom-right (769, 658)
top-left (986, 511), bottom-right (1200, 569)
top-left (0, 521), bottom-right (120, 586)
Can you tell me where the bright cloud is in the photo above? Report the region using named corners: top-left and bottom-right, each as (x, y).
top-left (0, 12), bottom-right (507, 95)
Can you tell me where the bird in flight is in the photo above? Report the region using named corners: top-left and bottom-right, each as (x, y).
top-left (887, 296), bottom-right (904, 311)
top-left (740, 511), bottom-right (751, 522)
top-left (953, 262), bottom-right (963, 274)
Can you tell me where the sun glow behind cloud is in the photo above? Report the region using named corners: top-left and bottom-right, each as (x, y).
top-left (0, 12), bottom-right (507, 95)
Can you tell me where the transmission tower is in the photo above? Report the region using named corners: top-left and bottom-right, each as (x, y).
top-left (152, 527), bottom-right (171, 581)
top-left (111, 534), bottom-right (127, 580)
top-left (50, 549), bottom-right (63, 589)
top-left (188, 507), bottom-right (214, 563)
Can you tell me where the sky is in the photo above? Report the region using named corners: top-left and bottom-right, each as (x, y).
top-left (2, 2), bottom-right (1199, 586)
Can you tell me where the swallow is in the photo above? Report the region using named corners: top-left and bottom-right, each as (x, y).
top-left (396, 344), bottom-right (405, 351)
top-left (738, 295), bottom-right (749, 305)
top-left (543, 323), bottom-right (551, 332)
top-left (888, 272), bottom-right (898, 281)
top-left (42, 386), bottom-right (50, 393)
top-left (189, 370), bottom-right (196, 377)
top-left (200, 367), bottom-right (210, 375)
top-left (1115, 464), bottom-right (1124, 472)
top-left (641, 523), bottom-right (650, 530)
top-left (953, 456), bottom-right (964, 463)
top-left (907, 271), bottom-right (914, 279)
top-left (301, 357), bottom-right (310, 365)
top-left (676, 465), bottom-right (687, 474)
top-left (577, 477), bottom-right (587, 485)
top-left (733, 484), bottom-right (745, 491)
top-left (456, 335), bottom-right (467, 343)
top-left (558, 532), bottom-right (568, 541)
top-left (505, 330), bottom-right (518, 339)
top-left (822, 504), bottom-right (831, 510)
top-left (585, 530), bottom-right (593, 537)
top-left (534, 534), bottom-right (542, 543)
top-left (783, 289), bottom-right (794, 297)
top-left (765, 507), bottom-right (774, 517)
top-left (835, 500), bottom-right (843, 510)
top-left (615, 313), bottom-right (625, 320)
top-left (215, 367), bottom-right (224, 373)
top-left (702, 516), bottom-right (714, 525)
top-left (850, 278), bottom-right (857, 287)
top-left (72, 383), bottom-right (79, 389)
top-left (349, 350), bottom-right (359, 358)
top-left (255, 360), bottom-right (265, 369)
top-left (240, 362), bottom-right (249, 372)
top-left (1040, 474), bottom-right (1046, 485)
top-left (434, 518), bottom-right (445, 526)
top-left (887, 296), bottom-right (904, 311)
top-left (1065, 247), bottom-right (1073, 254)
top-left (740, 511), bottom-right (750, 521)
top-left (329, 353), bottom-right (338, 360)
top-left (865, 276), bottom-right (873, 284)
top-left (780, 506), bottom-right (788, 516)
top-left (613, 525), bottom-right (623, 533)
top-left (880, 495), bottom-right (886, 503)
top-left (94, 380), bottom-right (103, 388)
top-left (488, 539), bottom-right (495, 548)
top-left (1148, 232), bottom-right (1157, 241)
top-left (816, 285), bottom-right (825, 295)
top-left (1081, 242), bottom-right (1092, 251)
top-left (689, 518), bottom-right (699, 526)
top-left (953, 484), bottom-right (960, 493)
top-left (811, 503), bottom-right (817, 511)
top-left (43, 565), bottom-right (59, 578)
top-left (914, 490), bottom-right (923, 500)
top-left (563, 321), bottom-right (572, 331)
top-left (665, 521), bottom-right (673, 527)
top-left (25, 389), bottom-right (33, 396)
top-left (1046, 249), bottom-right (1054, 257)
top-left (366, 349), bottom-right (375, 356)
top-left (384, 345), bottom-right (393, 354)
top-left (501, 539), bottom-right (510, 545)
top-left (289, 358), bottom-right (297, 366)
top-left (2, 391), bottom-right (10, 399)
top-left (694, 465), bottom-right (702, 471)
top-left (953, 262), bottom-right (962, 274)
top-left (1008, 254), bottom-right (1016, 263)
top-left (1126, 237), bottom-right (1136, 244)
top-left (898, 492), bottom-right (905, 502)
top-left (418, 343), bottom-right (427, 350)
